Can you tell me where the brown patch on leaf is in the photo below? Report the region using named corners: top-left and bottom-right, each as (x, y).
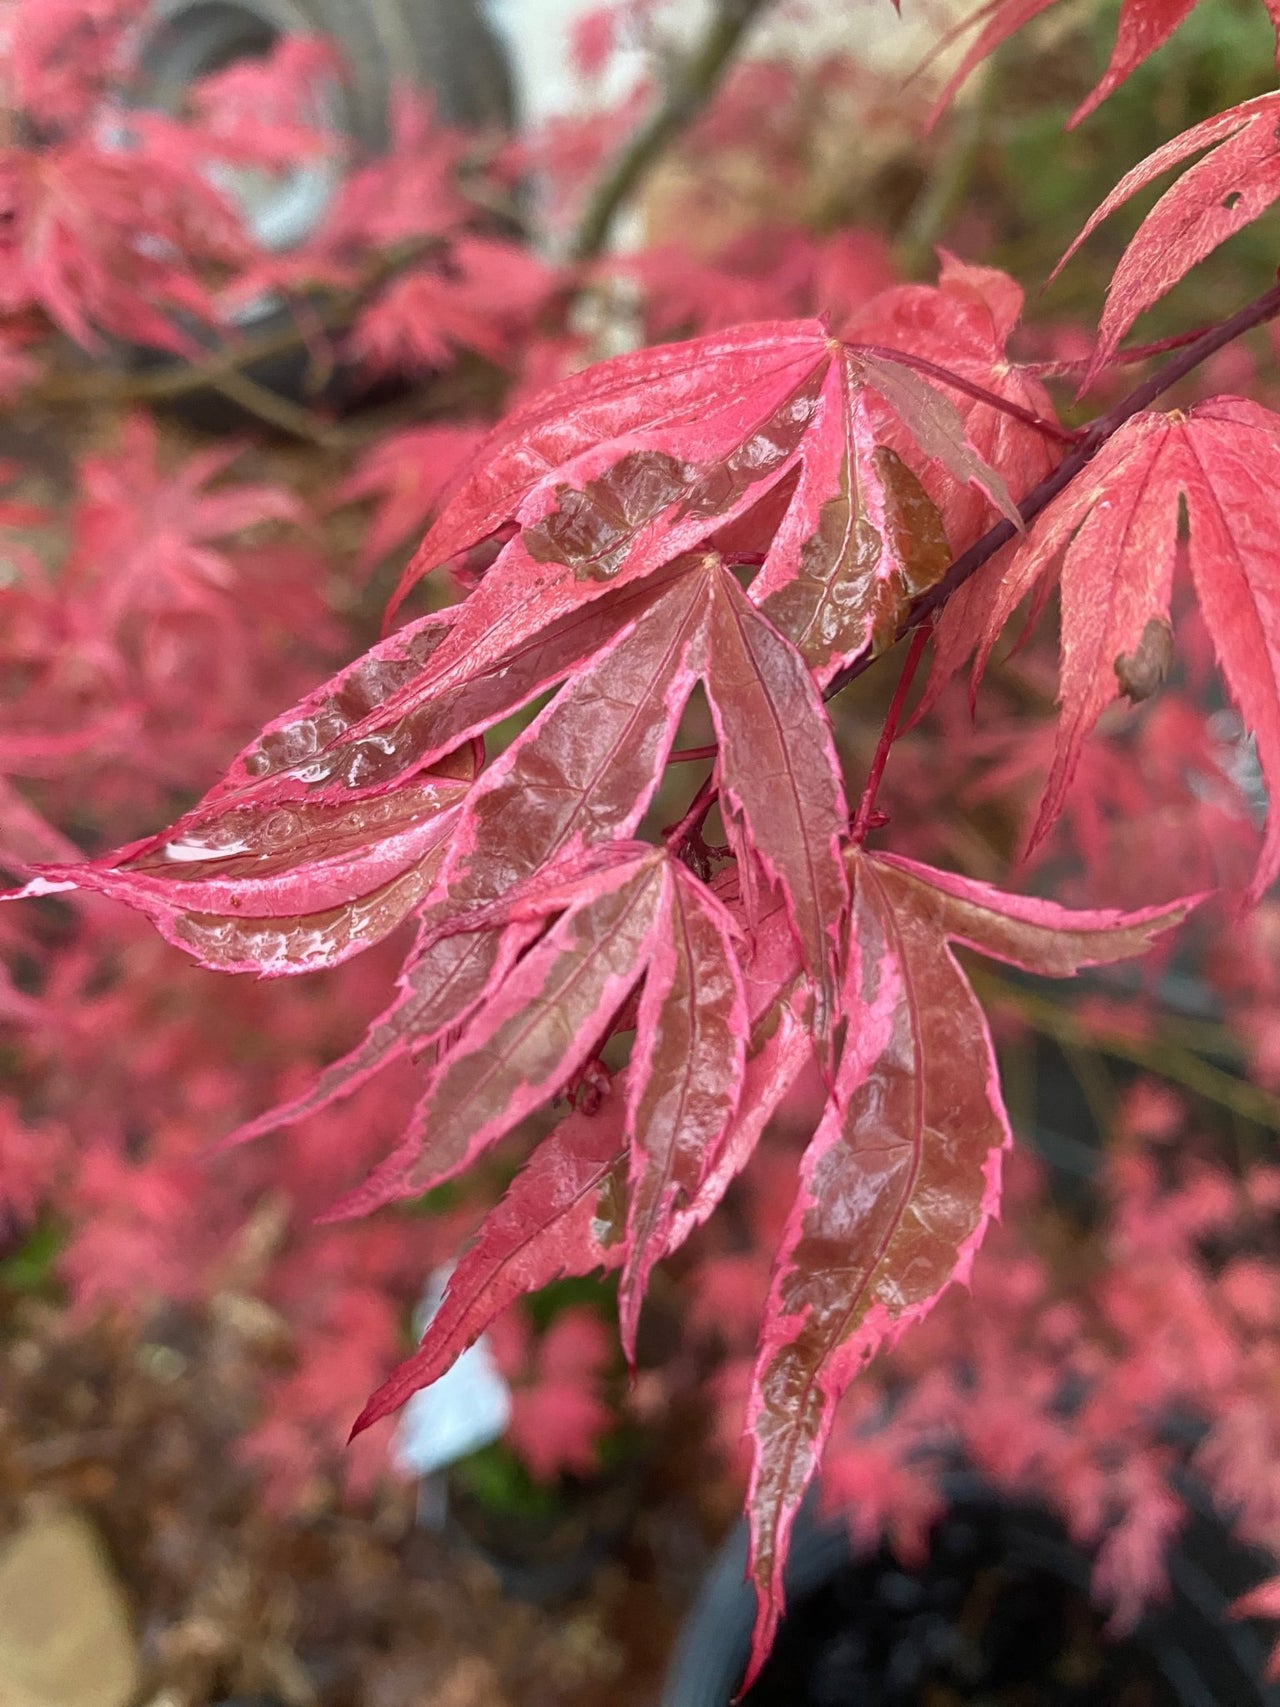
top-left (1115, 617), bottom-right (1173, 704)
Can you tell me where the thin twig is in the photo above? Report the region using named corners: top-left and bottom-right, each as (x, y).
top-left (664, 771), bottom-right (718, 852)
top-left (669, 742), bottom-right (718, 765)
top-left (851, 622), bottom-right (931, 843)
top-left (826, 277), bottom-right (1280, 703)
top-left (1022, 323), bottom-right (1213, 378)
top-left (33, 289), bottom-right (360, 409)
top-left (202, 364), bottom-right (350, 448)
top-left (568, 0), bottom-right (775, 263)
top-left (27, 238), bottom-right (451, 419)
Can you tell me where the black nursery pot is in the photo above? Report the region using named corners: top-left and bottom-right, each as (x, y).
top-left (660, 1475), bottom-right (1280, 1707)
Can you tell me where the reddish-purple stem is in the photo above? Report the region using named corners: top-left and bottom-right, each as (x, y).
top-left (669, 742), bottom-right (719, 764)
top-left (1024, 323), bottom-right (1212, 379)
top-left (851, 342), bottom-right (1082, 444)
top-left (664, 772), bottom-right (718, 851)
top-left (850, 623), bottom-right (932, 845)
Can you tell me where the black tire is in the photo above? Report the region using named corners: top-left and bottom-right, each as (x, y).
top-left (297, 0), bottom-right (515, 140)
top-left (135, 0), bottom-right (514, 146)
top-left (124, 0), bottom-right (515, 418)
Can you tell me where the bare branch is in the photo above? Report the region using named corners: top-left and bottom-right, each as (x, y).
top-left (568, 0), bottom-right (775, 264)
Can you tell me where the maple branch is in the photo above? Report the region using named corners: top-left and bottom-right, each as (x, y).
top-left (851, 622), bottom-right (932, 843)
top-left (1022, 323), bottom-right (1213, 378)
top-left (40, 344), bottom-right (269, 410)
top-left (827, 277), bottom-right (1280, 702)
top-left (199, 363), bottom-right (349, 448)
top-left (853, 344), bottom-right (1081, 444)
top-left (567, 0), bottom-right (775, 263)
top-left (33, 289), bottom-right (360, 409)
top-left (26, 237), bottom-right (489, 432)
top-left (664, 771), bottom-right (718, 853)
top-left (894, 61), bottom-right (993, 277)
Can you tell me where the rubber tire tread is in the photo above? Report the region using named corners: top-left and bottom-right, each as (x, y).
top-left (287, 0), bottom-right (514, 144)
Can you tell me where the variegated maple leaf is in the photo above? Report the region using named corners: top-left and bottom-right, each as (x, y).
top-left (14, 318), bottom-right (1020, 1007)
top-left (741, 854), bottom-right (1194, 1685)
top-left (2, 318), bottom-right (1199, 1688)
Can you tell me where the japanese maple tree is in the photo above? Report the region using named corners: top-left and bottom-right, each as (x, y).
top-left (3, 0), bottom-right (1280, 1690)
